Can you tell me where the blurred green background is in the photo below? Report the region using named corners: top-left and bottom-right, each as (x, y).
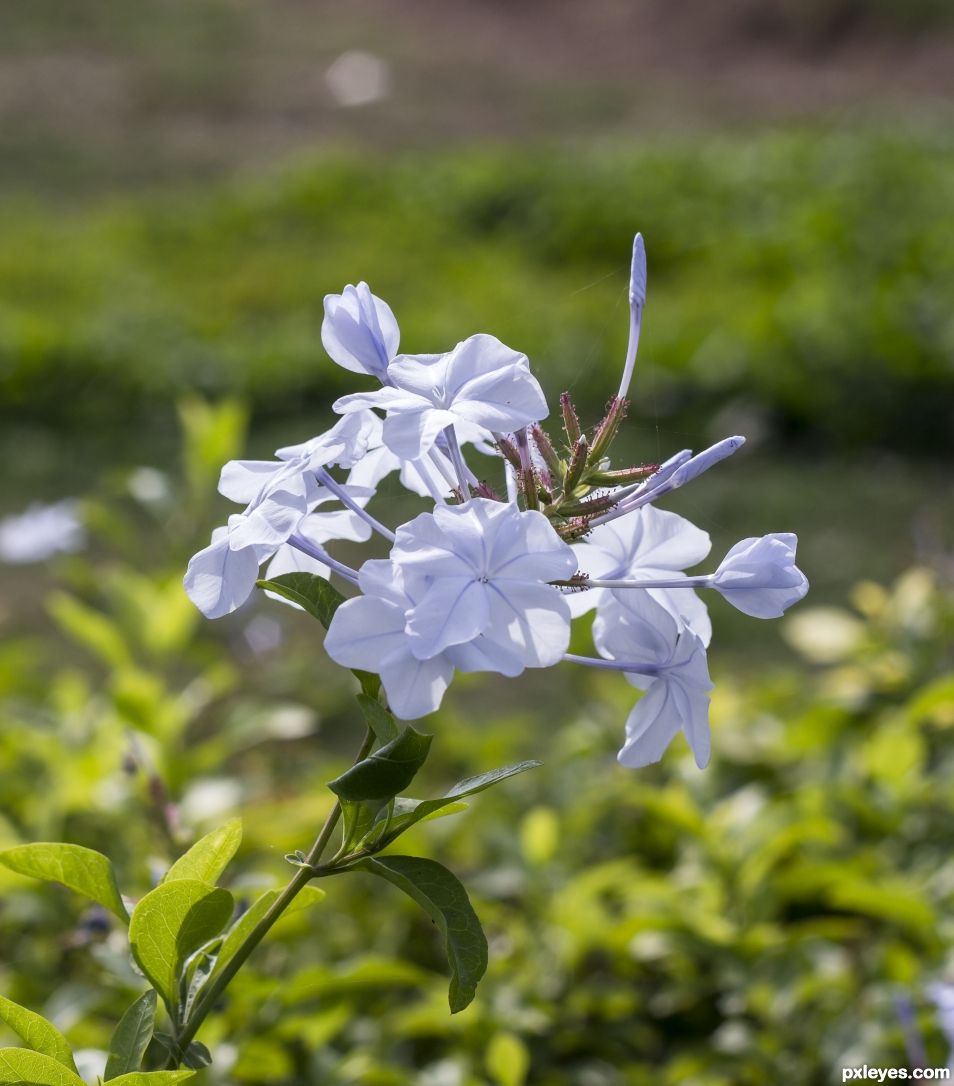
top-left (1, 2), bottom-right (953, 1083)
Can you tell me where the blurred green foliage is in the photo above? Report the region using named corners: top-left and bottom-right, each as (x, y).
top-left (2, 126), bottom-right (953, 506)
top-left (1, 405), bottom-right (953, 1085)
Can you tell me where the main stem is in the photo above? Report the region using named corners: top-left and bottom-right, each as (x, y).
top-left (171, 726), bottom-right (375, 1062)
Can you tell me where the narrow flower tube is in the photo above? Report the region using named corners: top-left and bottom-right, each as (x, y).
top-left (314, 467), bottom-right (396, 542)
top-left (617, 233), bottom-right (647, 401)
top-left (590, 438), bottom-right (745, 528)
top-left (287, 534), bottom-right (360, 585)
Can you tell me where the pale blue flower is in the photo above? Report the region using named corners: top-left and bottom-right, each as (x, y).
top-left (709, 533), bottom-right (808, 618)
top-left (324, 559), bottom-right (456, 719)
top-left (569, 504), bottom-right (712, 644)
top-left (219, 411), bottom-right (380, 506)
top-left (0, 500), bottom-right (85, 563)
top-left (322, 282), bottom-right (399, 381)
top-left (390, 498), bottom-right (576, 667)
top-left (185, 473), bottom-right (369, 618)
top-left (591, 591), bottom-right (713, 768)
top-left (325, 499), bottom-right (577, 715)
top-left (333, 334), bottom-right (549, 460)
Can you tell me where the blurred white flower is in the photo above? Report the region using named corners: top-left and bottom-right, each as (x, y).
top-left (0, 500), bottom-right (85, 563)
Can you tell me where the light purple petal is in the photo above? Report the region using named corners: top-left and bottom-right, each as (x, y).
top-left (406, 577), bottom-right (491, 658)
top-left (321, 282), bottom-right (399, 379)
top-left (184, 533), bottom-right (261, 619)
top-left (617, 682), bottom-right (682, 768)
top-left (324, 595), bottom-right (410, 672)
top-left (382, 405), bottom-right (456, 460)
top-left (380, 652), bottom-right (455, 719)
top-left (218, 460), bottom-right (282, 504)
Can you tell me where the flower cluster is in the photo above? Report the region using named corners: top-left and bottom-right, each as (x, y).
top-left (186, 237), bottom-right (808, 768)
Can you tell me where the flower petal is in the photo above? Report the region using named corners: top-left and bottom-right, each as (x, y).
top-left (324, 595), bottom-right (410, 672)
top-left (617, 681), bottom-right (683, 768)
top-left (380, 652), bottom-right (455, 719)
top-left (406, 577), bottom-right (491, 658)
top-left (184, 533), bottom-right (261, 619)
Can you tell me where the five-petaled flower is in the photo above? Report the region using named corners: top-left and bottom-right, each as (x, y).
top-left (185, 232), bottom-right (809, 769)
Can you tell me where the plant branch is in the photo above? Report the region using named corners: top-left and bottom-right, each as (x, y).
top-left (169, 725), bottom-right (375, 1063)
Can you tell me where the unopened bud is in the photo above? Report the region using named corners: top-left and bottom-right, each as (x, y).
top-left (520, 468), bottom-right (539, 510)
top-left (555, 516), bottom-right (594, 541)
top-left (473, 481), bottom-right (502, 501)
top-left (588, 463), bottom-right (659, 485)
top-left (559, 490), bottom-right (619, 518)
top-left (560, 392), bottom-right (582, 446)
top-left (563, 436), bottom-right (589, 494)
top-left (495, 436), bottom-right (523, 472)
top-left (589, 397), bottom-right (629, 461)
top-left (530, 424), bottom-right (561, 476)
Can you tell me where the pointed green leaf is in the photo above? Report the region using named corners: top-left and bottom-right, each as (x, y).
top-left (107, 1073), bottom-right (195, 1085)
top-left (163, 819), bottom-right (242, 885)
top-left (380, 761), bottom-right (541, 846)
top-left (256, 574), bottom-right (345, 628)
top-left (210, 885), bottom-right (325, 986)
top-left (0, 998), bottom-right (77, 1073)
top-left (356, 856), bottom-right (488, 1012)
top-left (0, 843), bottom-right (128, 922)
top-left (329, 727), bottom-right (432, 803)
top-left (355, 694), bottom-right (398, 744)
top-left (128, 879), bottom-right (233, 1009)
top-left (103, 990), bottom-right (157, 1080)
top-left (180, 1042), bottom-right (212, 1071)
top-left (0, 1048), bottom-right (85, 1085)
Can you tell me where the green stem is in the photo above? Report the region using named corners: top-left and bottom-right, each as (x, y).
top-left (170, 726), bottom-right (375, 1062)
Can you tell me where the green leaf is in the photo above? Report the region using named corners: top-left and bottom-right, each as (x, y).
top-left (108, 1073), bottom-right (195, 1085)
top-left (180, 1042), bottom-right (212, 1071)
top-left (46, 593), bottom-right (131, 670)
top-left (0, 1048), bottom-right (84, 1085)
top-left (128, 879), bottom-right (234, 1009)
top-left (103, 991), bottom-right (157, 1080)
top-left (340, 798), bottom-right (390, 855)
top-left (356, 694), bottom-right (398, 744)
top-left (0, 843), bottom-right (128, 922)
top-left (210, 885), bottom-right (325, 986)
top-left (356, 856), bottom-right (488, 1012)
top-left (0, 998), bottom-right (77, 1073)
top-left (380, 761), bottom-right (541, 846)
top-left (163, 818), bottom-right (242, 885)
top-left (329, 727), bottom-right (432, 803)
top-left (256, 574), bottom-right (345, 627)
